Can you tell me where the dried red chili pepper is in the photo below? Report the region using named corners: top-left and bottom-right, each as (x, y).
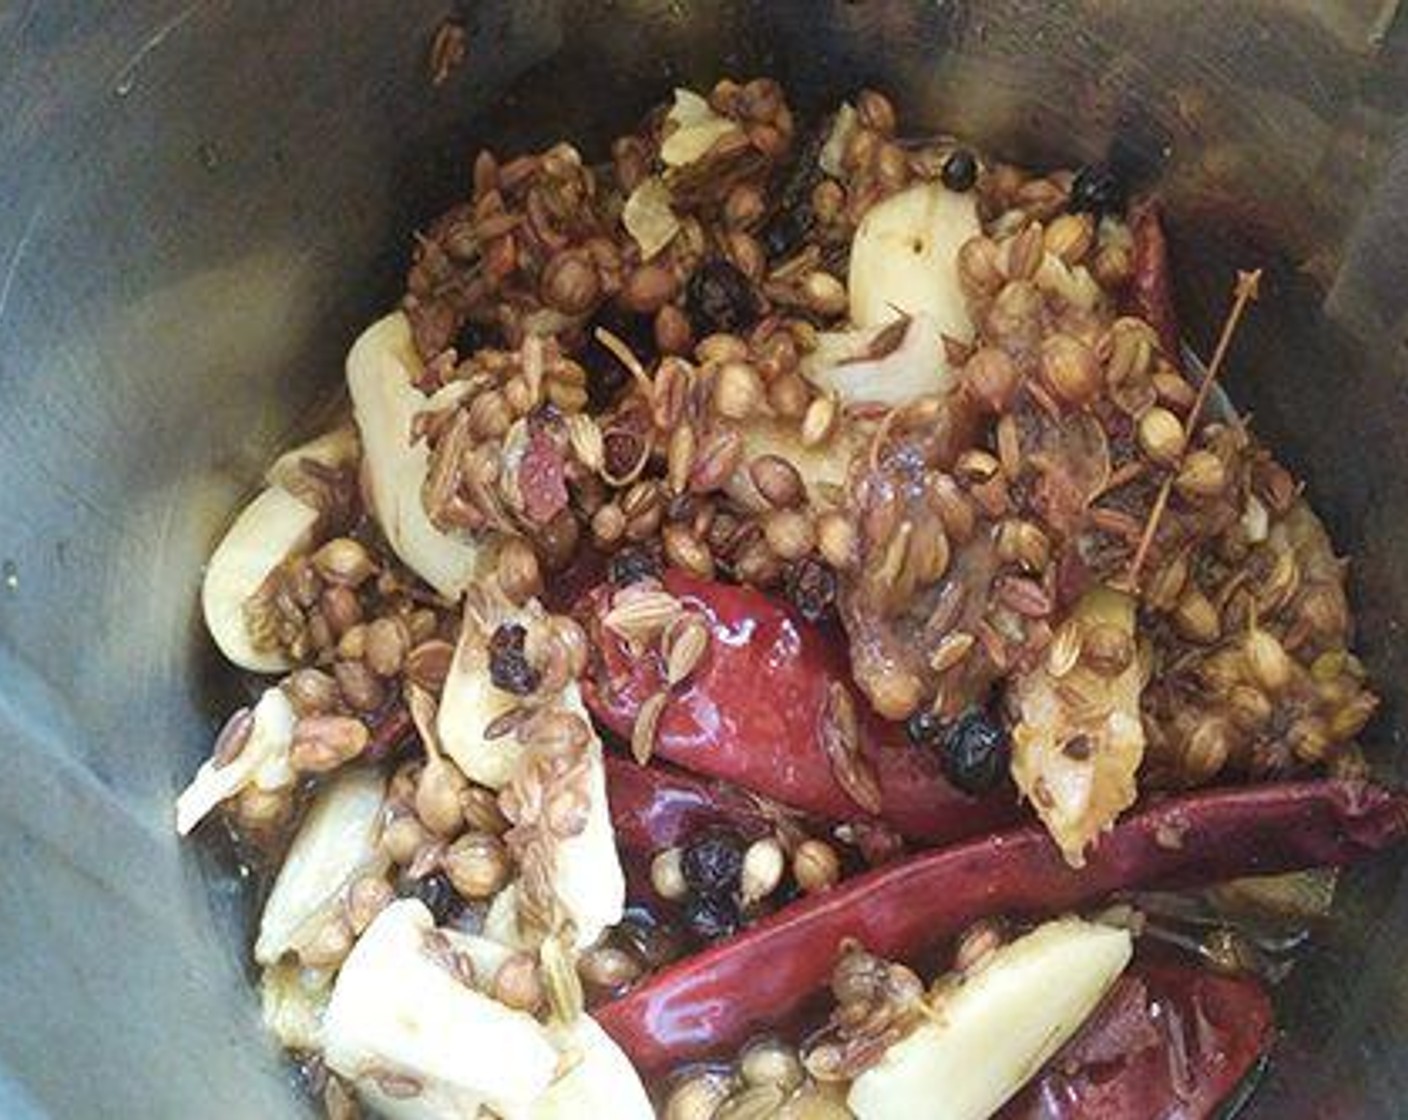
top-left (581, 572), bottom-right (1021, 843)
top-left (596, 779), bottom-right (1406, 1072)
top-left (1000, 954), bottom-right (1273, 1120)
top-left (1127, 198), bottom-right (1182, 362)
top-left (604, 754), bottom-right (772, 855)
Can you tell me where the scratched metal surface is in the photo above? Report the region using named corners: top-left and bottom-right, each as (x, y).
top-left (1, 1), bottom-right (1407, 1115)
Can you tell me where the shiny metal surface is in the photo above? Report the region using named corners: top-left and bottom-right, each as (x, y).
top-left (2, 1), bottom-right (1407, 1115)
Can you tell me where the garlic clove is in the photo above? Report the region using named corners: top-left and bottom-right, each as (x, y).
top-left (848, 181), bottom-right (979, 335)
top-left (533, 1015), bottom-right (653, 1120)
top-left (847, 917), bottom-right (1132, 1120)
top-left (660, 89), bottom-right (740, 168)
top-left (323, 900), bottom-right (560, 1120)
top-left (201, 485), bottom-right (320, 673)
top-left (346, 312), bottom-right (483, 600)
top-left (801, 314), bottom-right (951, 408)
top-left (175, 686), bottom-right (296, 835)
top-left (260, 962), bottom-right (334, 1052)
top-left (255, 767), bottom-right (388, 965)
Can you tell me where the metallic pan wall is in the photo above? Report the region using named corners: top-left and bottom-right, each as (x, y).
top-left (1, 1), bottom-right (1407, 1115)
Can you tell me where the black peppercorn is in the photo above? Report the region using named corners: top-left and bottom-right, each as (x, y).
top-left (608, 546), bottom-right (663, 588)
top-left (941, 149), bottom-right (978, 193)
top-left (685, 259), bottom-right (760, 336)
top-left (1068, 164), bottom-right (1126, 218)
top-left (488, 623), bottom-right (540, 695)
top-left (404, 871), bottom-right (462, 925)
top-left (680, 829), bottom-right (746, 899)
top-left (940, 709), bottom-right (1010, 795)
top-left (683, 892), bottom-right (742, 942)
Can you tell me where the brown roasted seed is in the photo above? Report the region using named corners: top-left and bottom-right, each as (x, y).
top-left (405, 640), bottom-right (454, 691)
top-left (632, 691), bottom-right (669, 765)
top-left (663, 613), bottom-right (711, 686)
top-left (290, 715), bottom-right (369, 773)
top-left (749, 454), bottom-right (805, 508)
top-left (365, 616), bottom-right (411, 678)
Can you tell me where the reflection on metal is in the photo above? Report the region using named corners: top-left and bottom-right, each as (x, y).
top-left (2, 1), bottom-right (1408, 1115)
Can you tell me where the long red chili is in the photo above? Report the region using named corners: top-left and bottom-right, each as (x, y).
top-left (1000, 955), bottom-right (1273, 1120)
top-left (595, 779), bottom-right (1407, 1072)
top-left (1127, 198), bottom-right (1182, 361)
top-left (581, 572), bottom-right (1021, 844)
top-left (604, 754), bottom-right (773, 855)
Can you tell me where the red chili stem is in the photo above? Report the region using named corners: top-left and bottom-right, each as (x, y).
top-left (596, 779), bottom-right (1407, 1072)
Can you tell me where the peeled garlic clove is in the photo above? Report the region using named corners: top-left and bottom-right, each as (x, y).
top-left (847, 917), bottom-right (1132, 1120)
top-left (175, 687), bottom-right (296, 835)
top-left (324, 900), bottom-right (560, 1119)
top-left (1010, 587), bottom-right (1145, 867)
top-left (347, 313), bottom-right (483, 600)
top-left (201, 486), bottom-right (318, 673)
top-left (623, 178), bottom-right (680, 260)
top-left (801, 314), bottom-right (950, 407)
top-left (548, 686), bottom-right (626, 949)
top-left (255, 767), bottom-right (388, 965)
top-left (437, 600), bottom-right (536, 791)
top-left (848, 181), bottom-right (979, 334)
top-left (660, 88), bottom-right (740, 168)
top-left (265, 423), bottom-right (361, 493)
top-left (260, 962), bottom-right (334, 1052)
top-left (533, 1015), bottom-right (654, 1120)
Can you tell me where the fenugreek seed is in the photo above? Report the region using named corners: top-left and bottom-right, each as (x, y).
top-left (365, 616), bottom-right (411, 678)
top-left (345, 875), bottom-right (395, 934)
top-left (540, 251), bottom-right (600, 315)
top-left (620, 263), bottom-right (679, 313)
top-left (664, 1071), bottom-right (734, 1120)
top-left (290, 715), bottom-right (369, 773)
top-left (493, 953), bottom-right (544, 1013)
top-left (800, 395), bottom-right (838, 448)
top-left (1245, 628), bottom-right (1294, 693)
top-left (1184, 718), bottom-right (1232, 781)
top-left (930, 631), bottom-right (976, 674)
top-left (793, 839), bottom-right (840, 894)
top-left (663, 613), bottom-right (710, 686)
top-left (768, 373), bottom-right (810, 420)
top-left (1175, 450), bottom-right (1227, 500)
top-left (497, 537), bottom-right (543, 605)
top-left (381, 812), bottom-right (428, 865)
top-left (655, 303), bottom-right (694, 355)
top-left (404, 640), bottom-right (453, 692)
top-left (764, 508), bottom-right (816, 561)
top-left (667, 424), bottom-right (697, 496)
top-left (650, 847), bottom-right (688, 901)
top-left (816, 512), bottom-right (858, 571)
top-left (578, 946), bottom-right (642, 991)
top-left (1082, 622), bottom-right (1134, 676)
top-left (313, 538), bottom-right (376, 587)
top-left (335, 658), bottom-right (384, 711)
top-left (740, 1039), bottom-right (805, 1093)
top-left (1138, 407), bottom-right (1186, 466)
top-left (724, 182), bottom-right (765, 229)
top-left (632, 691), bottom-right (669, 765)
top-left (1040, 333), bottom-right (1102, 405)
top-left (689, 426), bottom-right (744, 493)
top-left (591, 503), bottom-right (626, 546)
top-left (443, 832), bottom-right (511, 899)
top-left (714, 361), bottom-right (765, 421)
top-left (300, 916), bottom-right (354, 969)
top-left (802, 271), bottom-right (848, 317)
top-left (415, 757), bottom-right (467, 837)
top-left (1173, 588), bottom-right (1221, 644)
top-left (320, 584), bottom-right (363, 638)
top-left (749, 454), bottom-right (805, 509)
top-left (662, 522), bottom-right (715, 580)
top-left (741, 837), bottom-right (786, 904)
